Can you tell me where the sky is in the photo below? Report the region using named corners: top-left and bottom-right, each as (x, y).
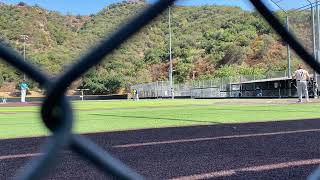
top-left (0, 0), bottom-right (314, 15)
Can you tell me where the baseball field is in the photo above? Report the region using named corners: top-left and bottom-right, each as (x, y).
top-left (1, 99), bottom-right (320, 179)
top-left (1, 99), bottom-right (320, 139)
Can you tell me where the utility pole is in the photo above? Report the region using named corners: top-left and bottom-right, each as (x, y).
top-left (285, 16), bottom-right (291, 78)
top-left (168, 6), bottom-right (174, 99)
top-left (317, 1), bottom-right (320, 83)
top-left (20, 35), bottom-right (28, 81)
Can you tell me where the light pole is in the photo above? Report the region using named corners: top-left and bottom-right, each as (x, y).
top-left (285, 15), bottom-right (291, 78)
top-left (20, 35), bottom-right (28, 81)
top-left (168, 6), bottom-right (174, 99)
top-left (316, 0), bottom-right (320, 83)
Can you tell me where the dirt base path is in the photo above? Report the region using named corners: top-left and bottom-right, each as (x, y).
top-left (0, 102), bottom-right (41, 107)
top-left (215, 98), bottom-right (320, 105)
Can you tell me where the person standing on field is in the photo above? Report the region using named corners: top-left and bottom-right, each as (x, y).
top-left (292, 64), bottom-right (310, 103)
top-left (20, 81), bottom-right (29, 103)
top-left (132, 89), bottom-right (136, 101)
top-left (135, 89), bottom-right (139, 101)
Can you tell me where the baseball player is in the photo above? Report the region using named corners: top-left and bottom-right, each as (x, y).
top-left (20, 80), bottom-right (29, 103)
top-left (132, 89), bottom-right (137, 101)
top-left (292, 64), bottom-right (310, 103)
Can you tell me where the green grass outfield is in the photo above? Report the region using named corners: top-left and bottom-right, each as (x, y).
top-left (0, 99), bottom-right (320, 139)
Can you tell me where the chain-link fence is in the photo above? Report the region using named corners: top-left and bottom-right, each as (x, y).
top-left (131, 70), bottom-right (289, 99)
top-left (131, 81), bottom-right (170, 98)
top-left (131, 69), bottom-right (320, 99)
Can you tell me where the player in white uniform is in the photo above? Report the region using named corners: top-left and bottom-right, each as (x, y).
top-left (292, 65), bottom-right (310, 103)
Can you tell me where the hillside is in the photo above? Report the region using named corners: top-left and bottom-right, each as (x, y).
top-left (0, 1), bottom-right (312, 94)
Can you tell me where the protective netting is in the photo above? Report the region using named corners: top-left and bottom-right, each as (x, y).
top-left (250, 2), bottom-right (320, 180)
top-left (268, 0), bottom-right (317, 70)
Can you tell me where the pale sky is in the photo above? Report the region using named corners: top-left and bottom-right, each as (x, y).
top-left (0, 0), bottom-right (314, 15)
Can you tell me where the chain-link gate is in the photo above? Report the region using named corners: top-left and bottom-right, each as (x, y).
top-left (1, 0), bottom-right (320, 179)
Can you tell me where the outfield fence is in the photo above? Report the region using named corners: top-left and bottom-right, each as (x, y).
top-left (1, 0), bottom-right (320, 179)
top-left (131, 70), bottom-right (291, 99)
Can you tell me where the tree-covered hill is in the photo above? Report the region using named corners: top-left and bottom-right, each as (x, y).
top-left (0, 1), bottom-right (312, 94)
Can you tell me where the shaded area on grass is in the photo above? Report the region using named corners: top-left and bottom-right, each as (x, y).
top-left (88, 113), bottom-right (221, 124)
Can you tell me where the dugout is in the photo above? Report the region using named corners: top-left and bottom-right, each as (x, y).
top-left (230, 77), bottom-right (296, 98)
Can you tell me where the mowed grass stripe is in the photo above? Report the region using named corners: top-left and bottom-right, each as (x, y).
top-left (0, 99), bottom-right (319, 139)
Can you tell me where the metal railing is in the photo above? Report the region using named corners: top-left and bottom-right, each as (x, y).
top-left (0, 0), bottom-right (320, 179)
